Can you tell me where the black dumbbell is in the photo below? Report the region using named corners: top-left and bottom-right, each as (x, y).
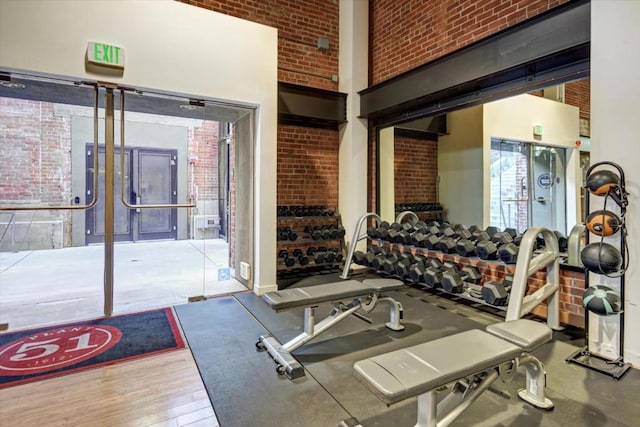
top-left (381, 252), bottom-right (402, 274)
top-left (455, 239), bottom-right (477, 257)
top-left (476, 240), bottom-right (498, 260)
top-left (423, 267), bottom-right (443, 288)
top-left (353, 251), bottom-right (368, 266)
top-left (485, 226), bottom-right (499, 238)
top-left (441, 269), bottom-right (465, 293)
top-left (471, 230), bottom-right (491, 242)
top-left (555, 230), bottom-right (568, 252)
top-left (482, 281), bottom-right (509, 306)
top-left (498, 243), bottom-right (519, 264)
top-left (408, 257), bottom-right (428, 283)
top-left (461, 266), bottom-right (482, 284)
top-left (396, 254), bottom-right (416, 278)
top-left (278, 250), bottom-right (296, 267)
top-left (437, 236), bottom-right (458, 254)
top-left (424, 234), bottom-right (441, 250)
top-left (492, 231), bottom-right (513, 245)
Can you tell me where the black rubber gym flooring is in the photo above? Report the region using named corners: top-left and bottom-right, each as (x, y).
top-left (175, 277), bottom-right (640, 427)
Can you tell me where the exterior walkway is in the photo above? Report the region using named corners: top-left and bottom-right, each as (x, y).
top-left (0, 239), bottom-right (247, 330)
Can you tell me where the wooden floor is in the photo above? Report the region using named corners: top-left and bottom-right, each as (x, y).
top-left (0, 349), bottom-right (219, 427)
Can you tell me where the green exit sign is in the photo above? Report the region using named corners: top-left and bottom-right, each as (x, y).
top-left (87, 42), bottom-right (125, 69)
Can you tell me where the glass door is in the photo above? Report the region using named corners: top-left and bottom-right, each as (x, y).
top-left (490, 139), bottom-right (566, 234)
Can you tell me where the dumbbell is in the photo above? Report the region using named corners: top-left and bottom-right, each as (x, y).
top-left (278, 227), bottom-right (298, 241)
top-left (504, 228), bottom-right (518, 238)
top-left (554, 230), bottom-right (568, 252)
top-left (476, 240), bottom-right (498, 260)
top-left (381, 252), bottom-right (402, 274)
top-left (353, 251), bottom-right (368, 266)
top-left (409, 230), bottom-right (428, 247)
top-left (278, 249), bottom-right (296, 267)
top-left (481, 275), bottom-right (514, 306)
top-left (471, 230), bottom-right (491, 242)
top-left (484, 226), bottom-right (499, 239)
top-left (498, 242), bottom-right (519, 264)
top-left (408, 256), bottom-right (428, 283)
top-left (395, 253), bottom-right (416, 278)
top-left (482, 281), bottom-right (508, 306)
top-left (423, 234), bottom-right (441, 250)
top-left (455, 238), bottom-right (477, 257)
top-left (436, 236), bottom-right (458, 254)
top-left (441, 265), bottom-right (481, 293)
top-left (491, 231), bottom-right (513, 245)
top-left (292, 248), bottom-right (309, 265)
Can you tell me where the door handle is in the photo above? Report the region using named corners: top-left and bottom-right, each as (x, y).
top-left (118, 90), bottom-right (195, 210)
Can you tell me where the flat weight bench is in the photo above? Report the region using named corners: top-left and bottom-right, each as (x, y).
top-left (256, 278), bottom-right (405, 380)
top-left (352, 319), bottom-right (553, 427)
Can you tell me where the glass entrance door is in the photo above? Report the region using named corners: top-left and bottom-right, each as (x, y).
top-left (490, 139), bottom-right (566, 234)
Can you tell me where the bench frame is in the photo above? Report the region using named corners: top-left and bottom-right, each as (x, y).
top-left (414, 352), bottom-right (553, 427)
top-left (257, 291), bottom-right (404, 380)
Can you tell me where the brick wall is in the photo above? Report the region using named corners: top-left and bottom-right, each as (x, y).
top-left (565, 78), bottom-right (591, 121)
top-left (370, 0), bottom-right (569, 85)
top-left (277, 125), bottom-right (338, 209)
top-left (189, 120), bottom-right (219, 201)
top-left (394, 133), bottom-right (438, 204)
top-left (181, 0), bottom-right (342, 211)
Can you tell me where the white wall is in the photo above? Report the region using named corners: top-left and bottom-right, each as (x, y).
top-left (438, 106), bottom-right (484, 226)
top-left (339, 0), bottom-right (369, 251)
top-left (0, 0), bottom-right (279, 294)
top-left (378, 127), bottom-right (396, 222)
top-left (592, 1), bottom-right (640, 367)
top-left (483, 94), bottom-right (581, 229)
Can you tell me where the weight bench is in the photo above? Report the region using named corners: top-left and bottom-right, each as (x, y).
top-left (256, 278), bottom-right (405, 380)
top-left (352, 319), bottom-right (553, 427)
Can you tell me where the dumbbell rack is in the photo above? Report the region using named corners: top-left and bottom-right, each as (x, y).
top-left (566, 161), bottom-right (631, 379)
top-left (276, 208), bottom-right (346, 288)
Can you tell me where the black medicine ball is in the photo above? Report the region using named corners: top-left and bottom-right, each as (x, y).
top-left (580, 242), bottom-right (623, 275)
top-left (582, 285), bottom-right (622, 316)
top-left (586, 170), bottom-right (620, 196)
top-left (585, 210), bottom-right (622, 237)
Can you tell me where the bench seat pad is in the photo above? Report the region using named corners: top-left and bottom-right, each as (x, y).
top-left (263, 279), bottom-right (404, 311)
top-left (354, 329), bottom-right (523, 405)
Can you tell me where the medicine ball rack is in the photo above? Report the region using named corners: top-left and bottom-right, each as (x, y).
top-left (566, 161), bottom-right (631, 379)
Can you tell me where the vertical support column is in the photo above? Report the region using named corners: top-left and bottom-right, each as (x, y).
top-left (339, 0), bottom-right (369, 252)
top-left (378, 127), bottom-right (395, 222)
top-left (591, 2), bottom-right (640, 366)
top-left (104, 88), bottom-right (115, 316)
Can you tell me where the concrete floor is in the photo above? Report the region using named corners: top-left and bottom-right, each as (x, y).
top-left (0, 239), bottom-right (247, 330)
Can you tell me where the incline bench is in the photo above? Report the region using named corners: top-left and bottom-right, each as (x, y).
top-left (351, 319), bottom-right (554, 427)
top-left (256, 278), bottom-right (405, 379)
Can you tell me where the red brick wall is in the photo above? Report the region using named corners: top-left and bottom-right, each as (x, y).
top-left (277, 125), bottom-right (338, 209)
top-left (0, 99), bottom-right (71, 204)
top-left (179, 0), bottom-right (339, 91)
top-left (370, 0), bottom-right (569, 85)
top-left (394, 134), bottom-right (438, 204)
top-left (565, 78), bottom-right (590, 121)
top-left (180, 0), bottom-right (342, 211)
top-left (189, 121), bottom-right (219, 200)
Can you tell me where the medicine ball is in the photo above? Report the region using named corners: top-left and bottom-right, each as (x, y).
top-left (586, 169), bottom-right (620, 196)
top-left (585, 210), bottom-right (622, 237)
top-left (582, 285), bottom-right (622, 316)
top-left (580, 242), bottom-right (623, 275)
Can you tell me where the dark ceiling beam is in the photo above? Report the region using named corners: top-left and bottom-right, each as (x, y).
top-left (278, 82), bottom-right (347, 129)
top-left (360, 0), bottom-right (590, 128)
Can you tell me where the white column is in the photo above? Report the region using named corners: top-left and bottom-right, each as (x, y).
top-left (591, 0), bottom-right (640, 367)
top-left (339, 0), bottom-right (369, 251)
